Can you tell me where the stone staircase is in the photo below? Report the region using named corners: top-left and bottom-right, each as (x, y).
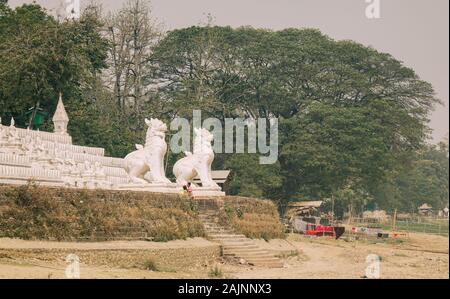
top-left (199, 211), bottom-right (284, 268)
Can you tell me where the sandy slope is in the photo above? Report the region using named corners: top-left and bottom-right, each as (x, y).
top-left (0, 237), bottom-right (215, 250)
top-left (0, 233), bottom-right (448, 279)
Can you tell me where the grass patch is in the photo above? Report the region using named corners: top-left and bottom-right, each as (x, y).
top-left (0, 184), bottom-right (205, 241)
top-left (276, 250), bottom-right (299, 259)
top-left (218, 197), bottom-right (285, 240)
top-left (143, 259), bottom-right (160, 272)
top-left (208, 265), bottom-right (223, 278)
top-left (379, 221), bottom-right (449, 237)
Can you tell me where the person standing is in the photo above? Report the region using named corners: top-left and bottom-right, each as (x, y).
top-left (187, 182), bottom-right (194, 198)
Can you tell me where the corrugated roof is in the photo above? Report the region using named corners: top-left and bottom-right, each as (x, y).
top-left (288, 201), bottom-right (323, 208)
top-left (419, 203), bottom-right (433, 210)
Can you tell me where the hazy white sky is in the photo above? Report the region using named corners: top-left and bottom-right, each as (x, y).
top-left (9, 0), bottom-right (449, 142)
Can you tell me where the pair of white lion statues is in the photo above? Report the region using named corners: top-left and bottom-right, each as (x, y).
top-left (124, 118), bottom-right (219, 188)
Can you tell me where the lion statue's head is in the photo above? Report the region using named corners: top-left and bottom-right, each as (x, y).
top-left (193, 128), bottom-right (214, 153)
top-left (144, 118), bottom-right (168, 146)
top-left (195, 128), bottom-right (214, 142)
top-left (145, 118), bottom-right (167, 133)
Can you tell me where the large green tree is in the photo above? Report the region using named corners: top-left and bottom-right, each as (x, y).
top-left (374, 140), bottom-right (449, 213)
top-left (149, 26), bottom-right (439, 211)
top-left (0, 4), bottom-right (108, 128)
top-left (1, 3), bottom-right (444, 213)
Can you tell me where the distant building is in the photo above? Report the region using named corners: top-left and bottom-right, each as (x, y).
top-left (418, 204), bottom-right (433, 216)
top-left (444, 207), bottom-right (449, 218)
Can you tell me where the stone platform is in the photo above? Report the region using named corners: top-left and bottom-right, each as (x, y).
top-left (1, 97), bottom-right (227, 196)
top-left (192, 186), bottom-right (226, 197)
top-left (0, 124), bottom-right (226, 196)
top-left (117, 183), bottom-right (180, 194)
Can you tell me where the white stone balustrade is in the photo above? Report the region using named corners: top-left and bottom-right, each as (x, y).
top-left (0, 165), bottom-right (60, 179)
top-left (102, 166), bottom-right (129, 178)
top-left (40, 140), bottom-right (105, 157)
top-left (108, 176), bottom-right (131, 185)
top-left (15, 127), bottom-right (72, 145)
top-left (1, 100), bottom-right (127, 189)
top-left (71, 153), bottom-right (126, 168)
top-left (0, 153), bottom-right (31, 167)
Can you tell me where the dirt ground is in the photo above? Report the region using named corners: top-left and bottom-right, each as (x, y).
top-left (0, 233), bottom-right (448, 279)
top-left (227, 233), bottom-right (449, 279)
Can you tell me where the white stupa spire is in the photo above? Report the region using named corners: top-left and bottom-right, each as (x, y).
top-left (52, 93), bottom-right (69, 135)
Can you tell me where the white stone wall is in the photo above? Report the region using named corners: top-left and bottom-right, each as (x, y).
top-left (0, 118), bottom-right (224, 196)
top-left (0, 123), bottom-right (130, 190)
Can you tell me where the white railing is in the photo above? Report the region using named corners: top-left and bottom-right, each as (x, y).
top-left (108, 176), bottom-right (130, 184)
top-left (71, 153), bottom-right (126, 168)
top-left (41, 141), bottom-right (105, 157)
top-left (0, 153), bottom-right (31, 166)
top-left (103, 166), bottom-right (128, 177)
top-left (15, 127), bottom-right (72, 145)
top-left (0, 165), bottom-right (60, 179)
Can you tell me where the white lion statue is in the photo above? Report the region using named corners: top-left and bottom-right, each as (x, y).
top-left (124, 118), bottom-right (171, 184)
top-left (173, 128), bottom-right (219, 188)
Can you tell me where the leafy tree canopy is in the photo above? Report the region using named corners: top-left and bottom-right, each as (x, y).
top-left (0, 2), bottom-right (447, 214)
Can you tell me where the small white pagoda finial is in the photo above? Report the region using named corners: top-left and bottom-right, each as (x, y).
top-left (52, 93), bottom-right (70, 135)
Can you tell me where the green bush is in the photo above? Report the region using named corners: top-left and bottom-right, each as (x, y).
top-left (0, 184), bottom-right (205, 241)
top-left (143, 259), bottom-right (160, 271)
top-left (208, 265), bottom-right (223, 278)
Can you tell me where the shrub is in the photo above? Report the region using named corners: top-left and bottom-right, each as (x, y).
top-left (208, 265), bottom-right (223, 278)
top-left (143, 259), bottom-right (160, 271)
top-left (218, 196), bottom-right (285, 240)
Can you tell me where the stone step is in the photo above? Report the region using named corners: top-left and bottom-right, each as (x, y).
top-left (245, 258), bottom-right (283, 264)
top-left (222, 241), bottom-right (258, 245)
top-left (209, 234), bottom-right (247, 239)
top-left (198, 212), bottom-right (284, 269)
top-left (223, 248), bottom-right (273, 255)
top-left (223, 249), bottom-right (274, 256)
top-left (211, 238), bottom-right (250, 243)
top-left (202, 223), bottom-right (225, 228)
top-left (221, 241), bottom-right (257, 246)
top-left (245, 258), bottom-right (282, 265)
top-left (223, 252), bottom-right (279, 260)
top-left (203, 224), bottom-right (230, 230)
top-left (205, 229), bottom-right (235, 234)
top-left (204, 227), bottom-right (231, 231)
top-left (202, 223), bottom-right (221, 228)
top-left (199, 217), bottom-right (216, 221)
top-left (225, 245), bottom-right (267, 250)
top-left (212, 239), bottom-right (250, 244)
top-left (203, 225), bottom-right (230, 230)
top-left (198, 216), bottom-right (218, 219)
top-left (207, 230), bottom-right (235, 235)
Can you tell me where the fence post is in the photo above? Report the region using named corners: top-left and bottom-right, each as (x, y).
top-left (393, 209), bottom-right (397, 232)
